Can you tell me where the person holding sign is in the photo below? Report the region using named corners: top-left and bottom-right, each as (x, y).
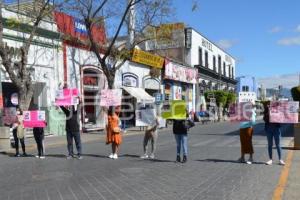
top-left (238, 104), bottom-right (256, 164)
top-left (60, 100), bottom-right (82, 160)
top-left (106, 106), bottom-right (122, 160)
top-left (33, 127), bottom-right (45, 159)
top-left (12, 108), bottom-right (27, 157)
top-left (140, 117), bottom-right (159, 159)
top-left (263, 102), bottom-right (285, 166)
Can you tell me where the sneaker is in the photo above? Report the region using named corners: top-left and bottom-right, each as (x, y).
top-left (22, 153), bottom-right (28, 157)
top-left (182, 155), bottom-right (187, 163)
top-left (176, 155), bottom-right (181, 163)
top-left (108, 154), bottom-right (114, 159)
top-left (247, 158), bottom-right (253, 165)
top-left (279, 160), bottom-right (285, 166)
top-left (266, 160), bottom-right (273, 165)
top-left (113, 154), bottom-right (118, 159)
top-left (66, 155), bottom-right (73, 160)
top-left (77, 155), bottom-right (83, 160)
top-left (40, 156), bottom-right (45, 159)
top-left (15, 154), bottom-right (20, 157)
top-left (140, 154), bottom-right (149, 159)
top-left (35, 155), bottom-right (40, 158)
top-left (238, 157), bottom-right (246, 163)
top-left (149, 154), bottom-right (155, 159)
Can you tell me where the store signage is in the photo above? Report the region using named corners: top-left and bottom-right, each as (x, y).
top-left (202, 38), bottom-right (213, 52)
top-left (269, 101), bottom-right (299, 123)
top-left (100, 89), bottom-right (122, 106)
top-left (54, 11), bottom-right (106, 45)
top-left (185, 28), bottom-right (192, 48)
top-left (132, 49), bottom-right (164, 69)
top-left (164, 59), bottom-right (197, 84)
top-left (23, 111), bottom-right (46, 128)
top-left (238, 92), bottom-right (256, 104)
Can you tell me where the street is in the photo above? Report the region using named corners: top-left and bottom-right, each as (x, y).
top-left (0, 121), bottom-right (293, 200)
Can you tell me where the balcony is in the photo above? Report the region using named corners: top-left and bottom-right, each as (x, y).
top-left (194, 64), bottom-right (237, 85)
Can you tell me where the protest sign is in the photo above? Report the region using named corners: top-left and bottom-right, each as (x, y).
top-left (23, 111), bottom-right (46, 128)
top-left (238, 92), bottom-right (256, 104)
top-left (55, 88), bottom-right (79, 106)
top-left (100, 89), bottom-right (122, 106)
top-left (162, 100), bottom-right (187, 119)
top-left (269, 101), bottom-right (299, 123)
top-left (135, 108), bottom-right (156, 126)
top-left (2, 107), bottom-right (16, 125)
top-left (229, 102), bottom-right (253, 122)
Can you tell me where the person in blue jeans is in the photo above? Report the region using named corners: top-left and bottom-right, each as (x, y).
top-left (173, 117), bottom-right (194, 163)
top-left (263, 102), bottom-right (285, 166)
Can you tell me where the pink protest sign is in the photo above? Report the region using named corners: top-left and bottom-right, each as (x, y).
top-left (23, 111), bottom-right (46, 128)
top-left (100, 89), bottom-right (122, 106)
top-left (55, 88), bottom-right (79, 106)
top-left (229, 102), bottom-right (253, 122)
top-left (269, 101), bottom-right (299, 123)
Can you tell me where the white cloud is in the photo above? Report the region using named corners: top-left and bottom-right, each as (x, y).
top-left (269, 26), bottom-right (282, 33)
top-left (277, 36), bottom-right (300, 46)
top-left (258, 73), bottom-right (300, 89)
top-left (296, 25), bottom-right (300, 32)
top-left (217, 39), bottom-right (238, 50)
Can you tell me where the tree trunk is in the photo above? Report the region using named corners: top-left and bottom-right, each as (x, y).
top-left (18, 85), bottom-right (33, 111)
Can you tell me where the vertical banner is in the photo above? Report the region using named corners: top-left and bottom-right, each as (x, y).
top-left (23, 111), bottom-right (46, 128)
top-left (162, 100), bottom-right (187, 119)
top-left (269, 101), bottom-right (299, 123)
top-left (100, 89), bottom-right (122, 106)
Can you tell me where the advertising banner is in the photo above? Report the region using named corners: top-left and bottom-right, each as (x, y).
top-left (132, 49), bottom-right (164, 69)
top-left (229, 102), bottom-right (253, 122)
top-left (54, 11), bottom-right (106, 45)
top-left (100, 89), bottom-right (122, 106)
top-left (135, 108), bottom-right (156, 127)
top-left (162, 100), bottom-right (187, 119)
top-left (23, 111), bottom-right (46, 128)
top-left (165, 59), bottom-right (197, 84)
top-left (269, 101), bottom-right (299, 123)
top-left (55, 88), bottom-right (79, 106)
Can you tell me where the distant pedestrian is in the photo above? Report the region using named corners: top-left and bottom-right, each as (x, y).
top-left (12, 108), bottom-right (27, 157)
top-left (141, 117), bottom-right (159, 159)
top-left (173, 113), bottom-right (195, 163)
top-left (238, 105), bottom-right (256, 164)
top-left (106, 106), bottom-right (122, 159)
top-left (33, 127), bottom-right (45, 159)
top-left (60, 101), bottom-right (82, 160)
top-left (263, 102), bottom-right (285, 166)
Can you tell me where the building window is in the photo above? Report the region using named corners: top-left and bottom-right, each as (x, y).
top-left (223, 62), bottom-right (226, 76)
top-left (199, 47), bottom-right (203, 66)
top-left (213, 56), bottom-right (216, 71)
top-left (228, 66), bottom-right (231, 78)
top-left (218, 55), bottom-right (221, 74)
top-left (205, 51), bottom-right (208, 68)
top-left (231, 67), bottom-right (234, 79)
top-left (242, 86), bottom-right (249, 92)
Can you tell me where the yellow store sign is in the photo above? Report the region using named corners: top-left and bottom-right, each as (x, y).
top-left (132, 49), bottom-right (164, 69)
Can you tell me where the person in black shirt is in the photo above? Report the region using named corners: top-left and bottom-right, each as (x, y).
top-left (60, 103), bottom-right (82, 159)
top-left (33, 127), bottom-right (45, 159)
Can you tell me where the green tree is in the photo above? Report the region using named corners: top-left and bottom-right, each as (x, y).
top-left (291, 86), bottom-right (300, 102)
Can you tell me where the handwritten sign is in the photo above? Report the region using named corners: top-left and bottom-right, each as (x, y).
top-left (136, 108), bottom-right (156, 126)
top-left (269, 101), bottom-right (299, 123)
top-left (55, 88), bottom-right (79, 106)
top-left (100, 89), bottom-right (122, 106)
top-left (23, 111), bottom-right (46, 128)
top-left (162, 100), bottom-right (187, 119)
top-left (229, 102), bottom-right (253, 122)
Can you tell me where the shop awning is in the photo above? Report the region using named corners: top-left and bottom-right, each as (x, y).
top-left (122, 87), bottom-right (155, 104)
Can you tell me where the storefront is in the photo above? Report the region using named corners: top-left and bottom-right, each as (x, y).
top-left (163, 59), bottom-right (197, 112)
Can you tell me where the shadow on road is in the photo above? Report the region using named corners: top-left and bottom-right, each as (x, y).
top-left (196, 159), bottom-right (266, 165)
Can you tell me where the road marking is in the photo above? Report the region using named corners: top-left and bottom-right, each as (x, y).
top-left (191, 138), bottom-right (216, 147)
top-left (272, 142), bottom-right (294, 200)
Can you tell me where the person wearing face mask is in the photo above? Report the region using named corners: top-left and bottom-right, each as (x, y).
top-left (12, 108), bottom-right (27, 157)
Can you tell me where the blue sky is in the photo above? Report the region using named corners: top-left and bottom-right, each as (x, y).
top-left (173, 0), bottom-right (300, 79)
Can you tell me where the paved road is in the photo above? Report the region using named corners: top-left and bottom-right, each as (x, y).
top-left (0, 121), bottom-right (293, 200)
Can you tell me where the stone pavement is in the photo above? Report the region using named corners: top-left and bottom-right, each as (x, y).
top-left (0, 121), bottom-right (296, 200)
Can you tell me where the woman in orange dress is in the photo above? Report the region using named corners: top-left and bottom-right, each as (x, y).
top-left (106, 106), bottom-right (122, 159)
